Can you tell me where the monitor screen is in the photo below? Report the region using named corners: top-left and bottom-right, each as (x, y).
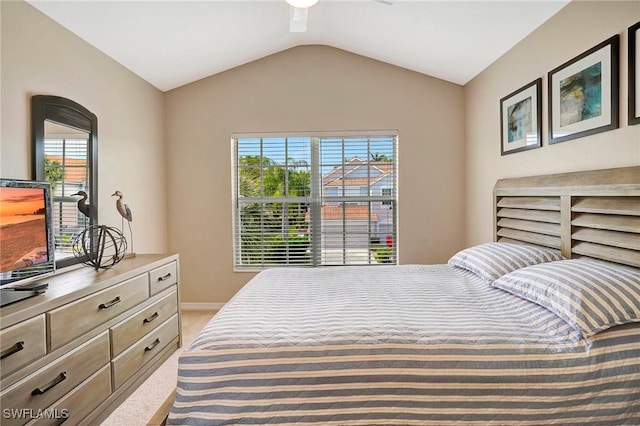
top-left (0, 180), bottom-right (55, 287)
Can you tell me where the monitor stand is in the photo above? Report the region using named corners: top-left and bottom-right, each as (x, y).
top-left (0, 282), bottom-right (48, 307)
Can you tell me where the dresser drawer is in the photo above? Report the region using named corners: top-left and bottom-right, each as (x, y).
top-left (110, 290), bottom-right (178, 357)
top-left (48, 274), bottom-right (149, 350)
top-left (0, 332), bottom-right (109, 426)
top-left (26, 364), bottom-right (111, 426)
top-left (111, 314), bottom-right (179, 389)
top-left (149, 262), bottom-right (177, 295)
top-left (1, 315), bottom-right (46, 380)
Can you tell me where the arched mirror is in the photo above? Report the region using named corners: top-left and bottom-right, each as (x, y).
top-left (32, 95), bottom-right (98, 269)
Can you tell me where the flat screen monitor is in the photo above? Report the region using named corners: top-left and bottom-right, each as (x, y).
top-left (0, 179), bottom-right (55, 289)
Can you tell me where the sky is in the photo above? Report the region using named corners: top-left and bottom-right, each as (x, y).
top-left (0, 187), bottom-right (45, 217)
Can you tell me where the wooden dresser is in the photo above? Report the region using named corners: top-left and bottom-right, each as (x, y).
top-left (0, 254), bottom-right (181, 426)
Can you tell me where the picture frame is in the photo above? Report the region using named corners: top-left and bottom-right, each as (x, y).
top-left (500, 78), bottom-right (542, 155)
top-left (629, 22), bottom-right (640, 126)
top-left (548, 35), bottom-right (619, 144)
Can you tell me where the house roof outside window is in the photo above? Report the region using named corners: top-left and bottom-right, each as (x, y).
top-left (320, 205), bottom-right (378, 221)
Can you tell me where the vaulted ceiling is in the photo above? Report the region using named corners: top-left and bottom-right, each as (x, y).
top-left (27, 0), bottom-right (570, 92)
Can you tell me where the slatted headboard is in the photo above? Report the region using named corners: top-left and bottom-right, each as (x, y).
top-left (494, 166), bottom-right (640, 268)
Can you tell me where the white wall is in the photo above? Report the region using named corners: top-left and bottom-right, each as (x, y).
top-left (464, 1), bottom-right (640, 246)
top-left (1, 1), bottom-right (169, 255)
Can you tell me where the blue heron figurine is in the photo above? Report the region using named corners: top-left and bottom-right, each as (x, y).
top-left (71, 191), bottom-right (91, 220)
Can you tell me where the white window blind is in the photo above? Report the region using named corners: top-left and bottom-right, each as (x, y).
top-left (233, 133), bottom-right (397, 268)
top-left (44, 137), bottom-right (90, 261)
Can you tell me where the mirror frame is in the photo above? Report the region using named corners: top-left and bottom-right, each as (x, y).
top-left (31, 95), bottom-right (98, 269)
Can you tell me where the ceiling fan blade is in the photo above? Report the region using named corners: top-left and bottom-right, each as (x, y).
top-left (373, 0), bottom-right (395, 4)
top-left (290, 6), bottom-right (308, 32)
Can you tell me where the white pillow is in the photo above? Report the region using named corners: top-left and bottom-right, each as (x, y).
top-left (448, 242), bottom-right (563, 283)
top-left (492, 259), bottom-right (640, 338)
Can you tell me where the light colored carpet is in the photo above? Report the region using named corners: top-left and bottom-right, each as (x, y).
top-left (101, 309), bottom-right (216, 426)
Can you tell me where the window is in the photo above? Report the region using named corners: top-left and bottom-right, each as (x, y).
top-left (381, 188), bottom-right (392, 205)
top-left (233, 132), bottom-right (397, 268)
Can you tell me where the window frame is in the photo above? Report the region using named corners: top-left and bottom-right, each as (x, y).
top-left (232, 130), bottom-right (398, 271)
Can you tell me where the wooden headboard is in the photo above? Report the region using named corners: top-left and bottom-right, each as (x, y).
top-left (494, 166), bottom-right (640, 268)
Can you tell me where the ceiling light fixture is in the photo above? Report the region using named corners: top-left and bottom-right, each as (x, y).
top-left (285, 0), bottom-right (319, 8)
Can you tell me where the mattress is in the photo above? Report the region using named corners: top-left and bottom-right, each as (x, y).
top-left (168, 264), bottom-right (640, 425)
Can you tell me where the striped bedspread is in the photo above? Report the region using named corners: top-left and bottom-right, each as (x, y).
top-left (168, 265), bottom-right (640, 425)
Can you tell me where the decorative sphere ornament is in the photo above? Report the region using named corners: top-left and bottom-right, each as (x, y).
top-left (72, 225), bottom-right (127, 271)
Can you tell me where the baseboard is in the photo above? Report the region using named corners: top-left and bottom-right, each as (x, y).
top-left (181, 302), bottom-right (225, 311)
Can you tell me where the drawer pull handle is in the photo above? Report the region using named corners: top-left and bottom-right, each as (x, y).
top-left (1, 341), bottom-right (25, 360)
top-left (32, 371), bottom-right (67, 396)
top-left (145, 338), bottom-right (161, 352)
top-left (143, 312), bottom-right (159, 324)
top-left (158, 273), bottom-right (172, 282)
top-left (98, 296), bottom-right (121, 310)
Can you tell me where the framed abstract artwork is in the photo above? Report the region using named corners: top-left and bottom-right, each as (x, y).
top-left (500, 78), bottom-right (542, 155)
top-left (548, 35), bottom-right (619, 144)
top-left (629, 21), bottom-right (640, 126)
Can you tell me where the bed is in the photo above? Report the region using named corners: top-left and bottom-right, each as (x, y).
top-left (168, 166), bottom-right (640, 425)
